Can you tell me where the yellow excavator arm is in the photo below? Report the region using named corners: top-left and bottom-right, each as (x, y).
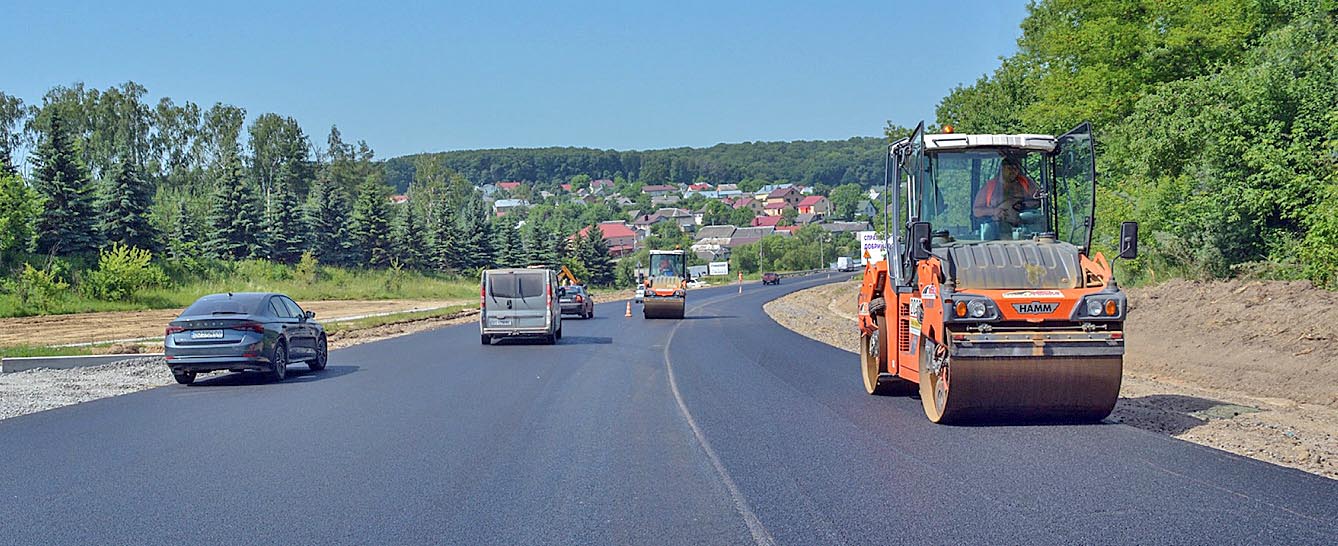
top-left (559, 265), bottom-right (581, 286)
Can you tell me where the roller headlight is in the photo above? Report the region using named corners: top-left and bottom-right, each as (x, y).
top-left (968, 300), bottom-right (987, 318)
top-left (1072, 294), bottom-right (1125, 320)
top-left (1087, 299), bottom-right (1105, 316)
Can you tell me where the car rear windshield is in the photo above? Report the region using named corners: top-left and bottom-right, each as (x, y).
top-left (489, 273), bottom-right (547, 299)
top-left (181, 295), bottom-right (263, 316)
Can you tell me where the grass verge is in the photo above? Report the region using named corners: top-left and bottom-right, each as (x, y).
top-left (322, 304), bottom-right (475, 335)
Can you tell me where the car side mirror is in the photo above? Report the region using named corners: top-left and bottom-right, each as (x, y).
top-left (909, 222), bottom-right (932, 261)
top-left (304, 310), bottom-right (316, 320)
top-left (1118, 221), bottom-right (1139, 259)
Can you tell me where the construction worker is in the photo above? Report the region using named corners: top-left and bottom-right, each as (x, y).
top-left (973, 157), bottom-right (1040, 234)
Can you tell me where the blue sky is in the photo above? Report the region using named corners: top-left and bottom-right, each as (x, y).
top-left (1, 1), bottom-right (1028, 158)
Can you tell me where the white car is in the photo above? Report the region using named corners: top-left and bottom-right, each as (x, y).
top-left (634, 286), bottom-right (645, 303)
top-left (685, 279), bottom-right (706, 289)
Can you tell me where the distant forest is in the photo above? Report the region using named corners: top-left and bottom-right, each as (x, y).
top-left (383, 137), bottom-right (887, 193)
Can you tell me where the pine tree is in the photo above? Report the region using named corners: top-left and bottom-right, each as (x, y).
top-left (451, 195), bottom-right (492, 271)
top-left (304, 174), bottom-right (354, 267)
top-left (264, 163), bottom-right (305, 264)
top-left (349, 176), bottom-right (393, 267)
top-left (492, 220), bottom-right (523, 268)
top-left (391, 201), bottom-right (427, 270)
top-left (581, 223), bottom-right (615, 286)
top-left (31, 110), bottom-right (100, 255)
top-left (205, 144), bottom-right (262, 259)
top-left (100, 149), bottom-right (157, 251)
top-left (427, 197), bottom-right (456, 272)
top-left (167, 199), bottom-right (199, 260)
top-left (524, 224), bottom-right (558, 270)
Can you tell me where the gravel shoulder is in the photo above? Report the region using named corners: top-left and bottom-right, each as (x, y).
top-left (764, 279), bottom-right (1338, 480)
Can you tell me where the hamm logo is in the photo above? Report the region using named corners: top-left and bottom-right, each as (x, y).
top-left (1012, 301), bottom-right (1059, 314)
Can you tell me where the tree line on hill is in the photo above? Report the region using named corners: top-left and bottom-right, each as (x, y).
top-left (931, 0), bottom-right (1338, 288)
top-left (382, 137), bottom-right (887, 194)
top-left (0, 83), bottom-right (618, 308)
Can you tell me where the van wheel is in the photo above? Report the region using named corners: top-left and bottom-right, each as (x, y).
top-left (174, 371), bottom-right (196, 385)
top-left (555, 323), bottom-right (563, 341)
top-left (481, 334), bottom-right (492, 345)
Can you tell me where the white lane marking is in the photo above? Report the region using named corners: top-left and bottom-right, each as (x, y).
top-left (662, 297), bottom-right (777, 546)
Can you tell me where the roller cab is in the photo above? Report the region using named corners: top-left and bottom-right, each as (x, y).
top-left (858, 122), bottom-right (1140, 424)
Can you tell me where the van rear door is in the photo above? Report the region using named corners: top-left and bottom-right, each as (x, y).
top-left (484, 271), bottom-right (551, 330)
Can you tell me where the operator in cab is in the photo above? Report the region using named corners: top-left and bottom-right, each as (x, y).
top-left (973, 157), bottom-right (1041, 238)
top-left (656, 256), bottom-right (679, 277)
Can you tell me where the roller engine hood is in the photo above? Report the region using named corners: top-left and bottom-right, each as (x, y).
top-left (933, 240), bottom-right (1082, 290)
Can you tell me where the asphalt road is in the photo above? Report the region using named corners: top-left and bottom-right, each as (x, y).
top-left (1, 275), bottom-right (1335, 545)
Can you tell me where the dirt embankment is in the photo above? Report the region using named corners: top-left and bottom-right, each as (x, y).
top-left (0, 299), bottom-right (465, 349)
top-left (765, 279), bottom-right (1338, 480)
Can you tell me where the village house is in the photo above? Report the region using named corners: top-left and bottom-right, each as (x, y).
top-left (641, 184), bottom-right (677, 197)
top-left (573, 221), bottom-right (639, 258)
top-left (492, 198), bottom-right (529, 216)
top-left (762, 201), bottom-right (790, 217)
top-left (764, 186), bottom-right (804, 209)
top-left (796, 195), bottom-right (831, 216)
top-left (732, 196), bottom-right (765, 215)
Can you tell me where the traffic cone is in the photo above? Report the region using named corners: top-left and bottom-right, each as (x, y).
top-left (625, 301), bottom-right (633, 317)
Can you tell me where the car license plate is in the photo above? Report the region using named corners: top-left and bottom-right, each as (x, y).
top-left (190, 329), bottom-right (224, 339)
top-left (491, 318), bottom-right (512, 326)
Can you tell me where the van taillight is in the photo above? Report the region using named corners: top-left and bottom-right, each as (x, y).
top-left (480, 284), bottom-right (486, 310)
top-left (547, 283), bottom-right (553, 308)
top-left (230, 322), bottom-right (265, 333)
top-left (165, 326), bottom-right (184, 336)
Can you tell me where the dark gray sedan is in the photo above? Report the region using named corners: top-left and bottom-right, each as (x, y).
top-left (557, 285), bottom-right (594, 319)
top-left (164, 292), bottom-right (327, 385)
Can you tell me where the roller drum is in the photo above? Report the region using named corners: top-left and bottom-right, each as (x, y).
top-left (922, 347), bottom-right (1123, 423)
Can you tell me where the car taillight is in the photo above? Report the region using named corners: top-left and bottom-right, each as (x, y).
top-left (165, 326), bottom-right (184, 336)
top-left (230, 322), bottom-right (265, 333)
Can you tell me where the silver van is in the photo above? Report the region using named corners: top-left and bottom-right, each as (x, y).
top-left (480, 268), bottom-right (562, 345)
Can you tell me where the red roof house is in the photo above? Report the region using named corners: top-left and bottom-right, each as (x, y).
top-left (796, 195), bottom-right (831, 216)
top-left (498, 181), bottom-right (523, 191)
top-left (573, 221), bottom-right (639, 257)
top-left (751, 215), bottom-right (782, 228)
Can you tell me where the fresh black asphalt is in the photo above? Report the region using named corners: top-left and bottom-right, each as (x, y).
top-left (1, 275), bottom-right (1335, 545)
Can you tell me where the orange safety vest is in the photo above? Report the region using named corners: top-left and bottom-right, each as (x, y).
top-left (981, 175), bottom-right (1036, 207)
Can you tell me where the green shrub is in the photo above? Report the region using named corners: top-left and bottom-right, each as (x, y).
top-left (232, 259), bottom-right (291, 282)
top-left (295, 251), bottom-right (321, 285)
top-left (81, 243), bottom-right (169, 301)
top-left (5, 262), bottom-right (70, 312)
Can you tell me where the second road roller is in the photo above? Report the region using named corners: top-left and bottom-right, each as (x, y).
top-left (857, 122), bottom-right (1140, 423)
top-left (642, 249), bottom-right (688, 319)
